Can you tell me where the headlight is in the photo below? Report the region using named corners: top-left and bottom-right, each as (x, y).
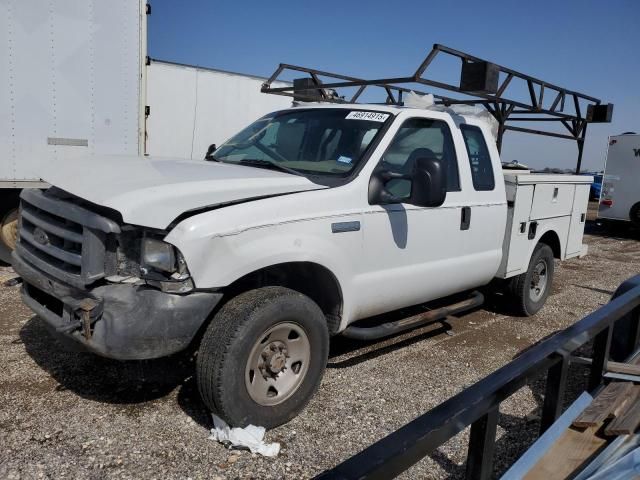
top-left (141, 238), bottom-right (176, 273)
top-left (112, 231), bottom-right (194, 293)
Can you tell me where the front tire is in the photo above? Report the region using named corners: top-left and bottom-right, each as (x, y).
top-left (196, 286), bottom-right (329, 429)
top-left (508, 243), bottom-right (555, 316)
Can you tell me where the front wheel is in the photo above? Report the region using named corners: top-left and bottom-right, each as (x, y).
top-left (508, 243), bottom-right (555, 316)
top-left (196, 286), bottom-right (329, 429)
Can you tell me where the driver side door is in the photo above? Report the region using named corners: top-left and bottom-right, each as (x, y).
top-left (354, 116), bottom-right (470, 319)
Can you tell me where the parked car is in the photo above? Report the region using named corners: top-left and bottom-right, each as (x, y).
top-left (590, 174), bottom-right (603, 200)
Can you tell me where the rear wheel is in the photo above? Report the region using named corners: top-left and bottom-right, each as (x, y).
top-left (196, 286), bottom-right (329, 428)
top-left (508, 243), bottom-right (555, 316)
top-left (630, 203), bottom-right (640, 227)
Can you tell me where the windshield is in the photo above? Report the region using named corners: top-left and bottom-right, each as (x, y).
top-left (213, 108), bottom-right (391, 176)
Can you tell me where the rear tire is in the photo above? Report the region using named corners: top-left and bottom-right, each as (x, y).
top-left (630, 203), bottom-right (640, 227)
top-left (508, 243), bottom-right (555, 316)
top-left (196, 286), bottom-right (329, 429)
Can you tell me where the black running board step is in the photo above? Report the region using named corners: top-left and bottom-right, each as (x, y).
top-left (341, 291), bottom-right (484, 341)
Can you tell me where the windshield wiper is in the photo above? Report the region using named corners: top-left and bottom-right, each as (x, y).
top-left (238, 159), bottom-right (302, 176)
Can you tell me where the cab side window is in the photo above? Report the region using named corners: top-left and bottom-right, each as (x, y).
top-left (461, 125), bottom-right (495, 191)
top-left (380, 118), bottom-right (460, 200)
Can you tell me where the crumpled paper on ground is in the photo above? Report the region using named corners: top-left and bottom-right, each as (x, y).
top-left (209, 414), bottom-right (280, 457)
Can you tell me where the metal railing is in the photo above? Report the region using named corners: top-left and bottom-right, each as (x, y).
top-left (316, 275), bottom-right (640, 480)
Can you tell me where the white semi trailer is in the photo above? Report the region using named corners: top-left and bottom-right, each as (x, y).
top-left (598, 133), bottom-right (640, 226)
top-left (0, 0), bottom-right (290, 261)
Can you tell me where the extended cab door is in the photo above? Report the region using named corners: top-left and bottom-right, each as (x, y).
top-left (457, 122), bottom-right (507, 280)
top-left (354, 114), bottom-right (506, 320)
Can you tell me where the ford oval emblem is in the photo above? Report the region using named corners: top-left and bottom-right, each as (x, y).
top-left (33, 227), bottom-right (50, 246)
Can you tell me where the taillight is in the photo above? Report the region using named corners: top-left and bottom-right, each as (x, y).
top-left (601, 199), bottom-right (613, 207)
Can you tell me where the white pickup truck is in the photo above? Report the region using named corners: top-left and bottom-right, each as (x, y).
top-left (13, 103), bottom-right (592, 428)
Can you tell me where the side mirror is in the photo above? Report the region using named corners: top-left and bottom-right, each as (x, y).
top-left (204, 144), bottom-right (217, 160)
top-left (409, 157), bottom-right (447, 208)
top-left (368, 157), bottom-right (447, 207)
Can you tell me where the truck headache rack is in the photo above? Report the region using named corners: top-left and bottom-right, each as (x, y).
top-left (261, 44), bottom-right (614, 173)
top-left (315, 275), bottom-right (640, 480)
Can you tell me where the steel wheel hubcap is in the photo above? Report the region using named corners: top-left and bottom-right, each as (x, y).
top-left (529, 260), bottom-right (548, 302)
top-left (245, 322), bottom-right (311, 406)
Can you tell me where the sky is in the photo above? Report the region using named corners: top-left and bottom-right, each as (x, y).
top-left (148, 0), bottom-right (639, 172)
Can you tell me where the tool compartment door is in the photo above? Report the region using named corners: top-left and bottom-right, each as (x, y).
top-left (566, 184), bottom-right (590, 257)
top-left (530, 184), bottom-right (575, 220)
top-left (504, 183), bottom-right (535, 275)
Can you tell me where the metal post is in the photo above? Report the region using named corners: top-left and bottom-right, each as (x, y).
top-left (496, 124), bottom-right (505, 153)
top-left (465, 405), bottom-right (499, 480)
top-left (539, 352), bottom-right (569, 434)
top-left (575, 122), bottom-right (588, 174)
top-left (486, 103), bottom-right (505, 153)
top-left (589, 326), bottom-right (613, 391)
top-left (495, 103), bottom-right (515, 153)
top-left (610, 276), bottom-right (640, 361)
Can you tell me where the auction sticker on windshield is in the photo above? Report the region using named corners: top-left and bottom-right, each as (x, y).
top-left (345, 111), bottom-right (390, 122)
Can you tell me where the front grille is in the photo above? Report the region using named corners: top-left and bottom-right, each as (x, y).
top-left (20, 201), bottom-right (83, 276)
top-left (17, 189), bottom-right (121, 288)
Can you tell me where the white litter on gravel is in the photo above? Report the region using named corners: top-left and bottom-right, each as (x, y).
top-left (209, 415), bottom-right (280, 457)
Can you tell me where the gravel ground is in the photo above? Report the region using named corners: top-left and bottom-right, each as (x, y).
top-left (1, 217), bottom-right (639, 479)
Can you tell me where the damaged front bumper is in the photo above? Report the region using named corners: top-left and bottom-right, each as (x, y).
top-left (12, 252), bottom-right (222, 360)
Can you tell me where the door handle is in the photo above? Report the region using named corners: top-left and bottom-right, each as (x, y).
top-left (461, 206), bottom-right (471, 231)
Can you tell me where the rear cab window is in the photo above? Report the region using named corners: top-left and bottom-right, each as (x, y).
top-left (460, 125), bottom-right (495, 191)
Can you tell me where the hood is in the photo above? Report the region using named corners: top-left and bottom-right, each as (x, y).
top-left (40, 155), bottom-right (327, 229)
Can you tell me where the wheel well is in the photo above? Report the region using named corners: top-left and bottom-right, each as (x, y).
top-left (539, 230), bottom-right (561, 259)
top-left (222, 262), bottom-right (343, 334)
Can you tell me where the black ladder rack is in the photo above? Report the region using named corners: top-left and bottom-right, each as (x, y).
top-left (261, 44), bottom-right (613, 173)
